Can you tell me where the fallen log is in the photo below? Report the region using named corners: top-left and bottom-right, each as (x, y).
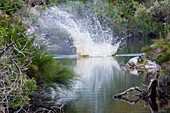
top-left (113, 86), bottom-right (145, 99)
top-left (113, 79), bottom-right (168, 112)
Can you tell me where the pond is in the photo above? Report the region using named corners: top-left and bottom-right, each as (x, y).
top-left (54, 55), bottom-right (170, 113)
top-left (36, 4), bottom-right (169, 112)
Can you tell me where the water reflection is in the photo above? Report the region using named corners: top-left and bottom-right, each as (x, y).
top-left (51, 56), bottom-right (170, 113)
top-left (74, 56), bottom-right (120, 94)
top-left (64, 56), bottom-right (151, 113)
top-left (69, 57), bottom-right (120, 112)
top-left (114, 93), bottom-right (169, 113)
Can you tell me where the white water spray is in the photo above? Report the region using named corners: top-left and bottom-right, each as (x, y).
top-left (42, 6), bottom-right (120, 56)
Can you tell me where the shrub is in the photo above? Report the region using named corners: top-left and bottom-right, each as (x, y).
top-left (142, 37), bottom-right (170, 74)
top-left (27, 50), bottom-right (77, 89)
top-left (0, 0), bottom-right (24, 15)
top-left (0, 16), bottom-right (37, 111)
top-left (147, 0), bottom-right (169, 22)
top-left (135, 0), bottom-right (170, 38)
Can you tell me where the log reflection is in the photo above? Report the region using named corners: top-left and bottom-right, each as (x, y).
top-left (113, 79), bottom-right (168, 113)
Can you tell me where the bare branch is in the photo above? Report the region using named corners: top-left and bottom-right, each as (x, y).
top-left (113, 86), bottom-right (145, 99)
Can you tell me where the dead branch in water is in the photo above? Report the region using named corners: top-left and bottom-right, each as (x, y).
top-left (113, 79), bottom-right (168, 112)
top-left (113, 86), bottom-right (145, 99)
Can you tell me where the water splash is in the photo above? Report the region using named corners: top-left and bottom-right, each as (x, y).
top-left (41, 6), bottom-right (120, 56)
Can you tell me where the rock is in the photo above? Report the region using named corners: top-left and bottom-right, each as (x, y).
top-left (129, 69), bottom-right (139, 75)
top-left (127, 56), bottom-right (139, 67)
top-left (123, 56), bottom-right (161, 75)
top-left (145, 60), bottom-right (161, 74)
top-left (136, 64), bottom-right (145, 71)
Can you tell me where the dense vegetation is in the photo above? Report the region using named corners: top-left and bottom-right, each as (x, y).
top-left (0, 16), bottom-right (37, 111)
top-left (0, 0), bottom-right (77, 112)
top-left (93, 0), bottom-right (169, 38)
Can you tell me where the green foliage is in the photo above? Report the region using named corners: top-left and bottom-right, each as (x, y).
top-left (94, 2), bottom-right (121, 22)
top-left (9, 76), bottom-right (37, 108)
top-left (147, 0), bottom-right (169, 22)
top-left (0, 0), bottom-right (24, 15)
top-left (39, 4), bottom-right (47, 10)
top-left (0, 0), bottom-right (77, 111)
top-left (91, 0), bottom-right (141, 33)
top-left (116, 0), bottom-right (138, 17)
top-left (92, 0), bottom-right (169, 38)
top-left (0, 16), bottom-right (37, 110)
top-left (27, 50), bottom-right (77, 89)
top-left (135, 0), bottom-right (170, 38)
top-left (46, 0), bottom-right (70, 5)
top-left (0, 16), bottom-right (34, 64)
top-left (142, 38), bottom-right (170, 74)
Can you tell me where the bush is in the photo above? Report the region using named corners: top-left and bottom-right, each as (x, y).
top-left (0, 16), bottom-right (37, 111)
top-left (135, 0), bottom-right (170, 38)
top-left (0, 0), bottom-right (24, 15)
top-left (142, 37), bottom-right (170, 74)
top-left (147, 0), bottom-right (169, 22)
top-left (27, 50), bottom-right (77, 89)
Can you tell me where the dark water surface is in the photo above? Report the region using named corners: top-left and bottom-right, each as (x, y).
top-left (55, 55), bottom-right (170, 113)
